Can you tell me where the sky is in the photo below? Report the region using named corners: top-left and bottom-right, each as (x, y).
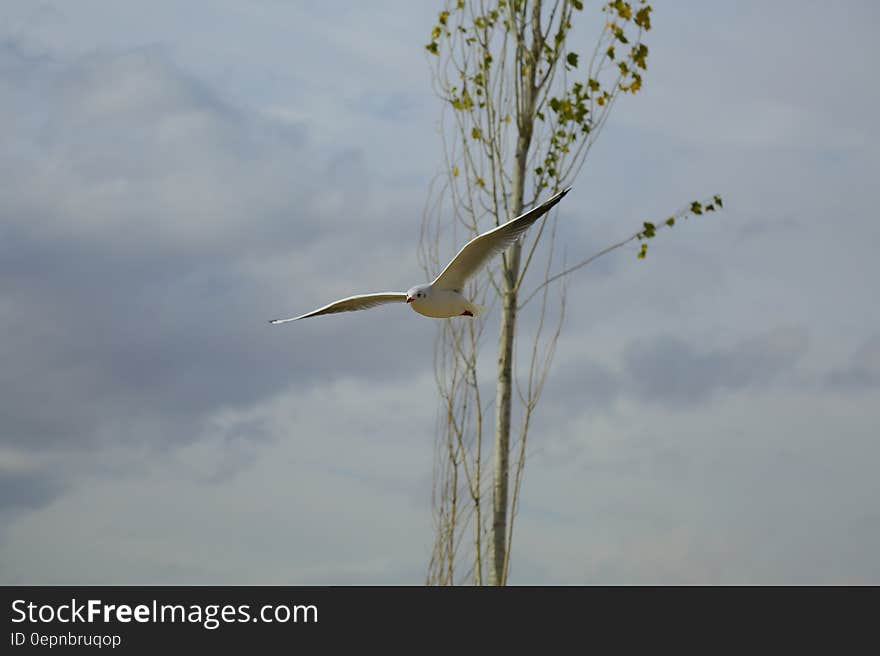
top-left (1, 1), bottom-right (878, 584)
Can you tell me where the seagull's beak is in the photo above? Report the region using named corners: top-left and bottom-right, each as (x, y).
top-left (406, 297), bottom-right (414, 304)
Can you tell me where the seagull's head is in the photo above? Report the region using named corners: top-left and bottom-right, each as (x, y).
top-left (406, 285), bottom-right (431, 304)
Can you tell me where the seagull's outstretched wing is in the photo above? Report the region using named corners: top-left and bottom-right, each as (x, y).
top-left (269, 292), bottom-right (408, 324)
top-left (431, 186), bottom-right (571, 291)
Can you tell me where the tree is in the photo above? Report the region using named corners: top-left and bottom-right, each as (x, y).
top-left (420, 0), bottom-right (721, 585)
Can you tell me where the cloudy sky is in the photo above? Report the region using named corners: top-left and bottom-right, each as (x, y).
top-left (1, 1), bottom-right (878, 584)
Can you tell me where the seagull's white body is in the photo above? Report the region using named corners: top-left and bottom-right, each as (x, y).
top-left (409, 288), bottom-right (476, 319)
top-left (269, 186), bottom-right (571, 324)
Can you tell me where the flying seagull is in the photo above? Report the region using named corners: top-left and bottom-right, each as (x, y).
top-left (269, 186), bottom-right (571, 323)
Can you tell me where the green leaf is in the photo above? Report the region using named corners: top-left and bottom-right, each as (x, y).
top-left (690, 201), bottom-right (703, 215)
top-left (627, 73), bottom-right (642, 94)
top-left (637, 243), bottom-right (648, 259)
top-left (571, 0), bottom-right (584, 9)
top-left (617, 1), bottom-right (633, 20)
top-left (566, 52), bottom-right (579, 68)
top-left (425, 42), bottom-right (439, 55)
top-left (666, 217), bottom-right (675, 227)
top-left (632, 43), bottom-right (648, 69)
top-left (635, 6), bottom-right (652, 30)
top-left (714, 194), bottom-right (723, 208)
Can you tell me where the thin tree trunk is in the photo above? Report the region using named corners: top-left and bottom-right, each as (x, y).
top-left (490, 0), bottom-right (542, 586)
top-left (490, 132), bottom-right (528, 586)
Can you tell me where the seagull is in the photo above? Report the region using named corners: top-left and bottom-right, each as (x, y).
top-left (269, 186), bottom-right (571, 323)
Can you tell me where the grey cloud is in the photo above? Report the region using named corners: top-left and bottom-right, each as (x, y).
top-left (535, 327), bottom-right (810, 418)
top-left (354, 91), bottom-right (421, 122)
top-left (622, 327), bottom-right (809, 406)
top-left (541, 357), bottom-right (621, 415)
top-left (0, 43), bottom-right (430, 476)
top-left (0, 469), bottom-right (66, 515)
top-left (826, 334), bottom-right (880, 391)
